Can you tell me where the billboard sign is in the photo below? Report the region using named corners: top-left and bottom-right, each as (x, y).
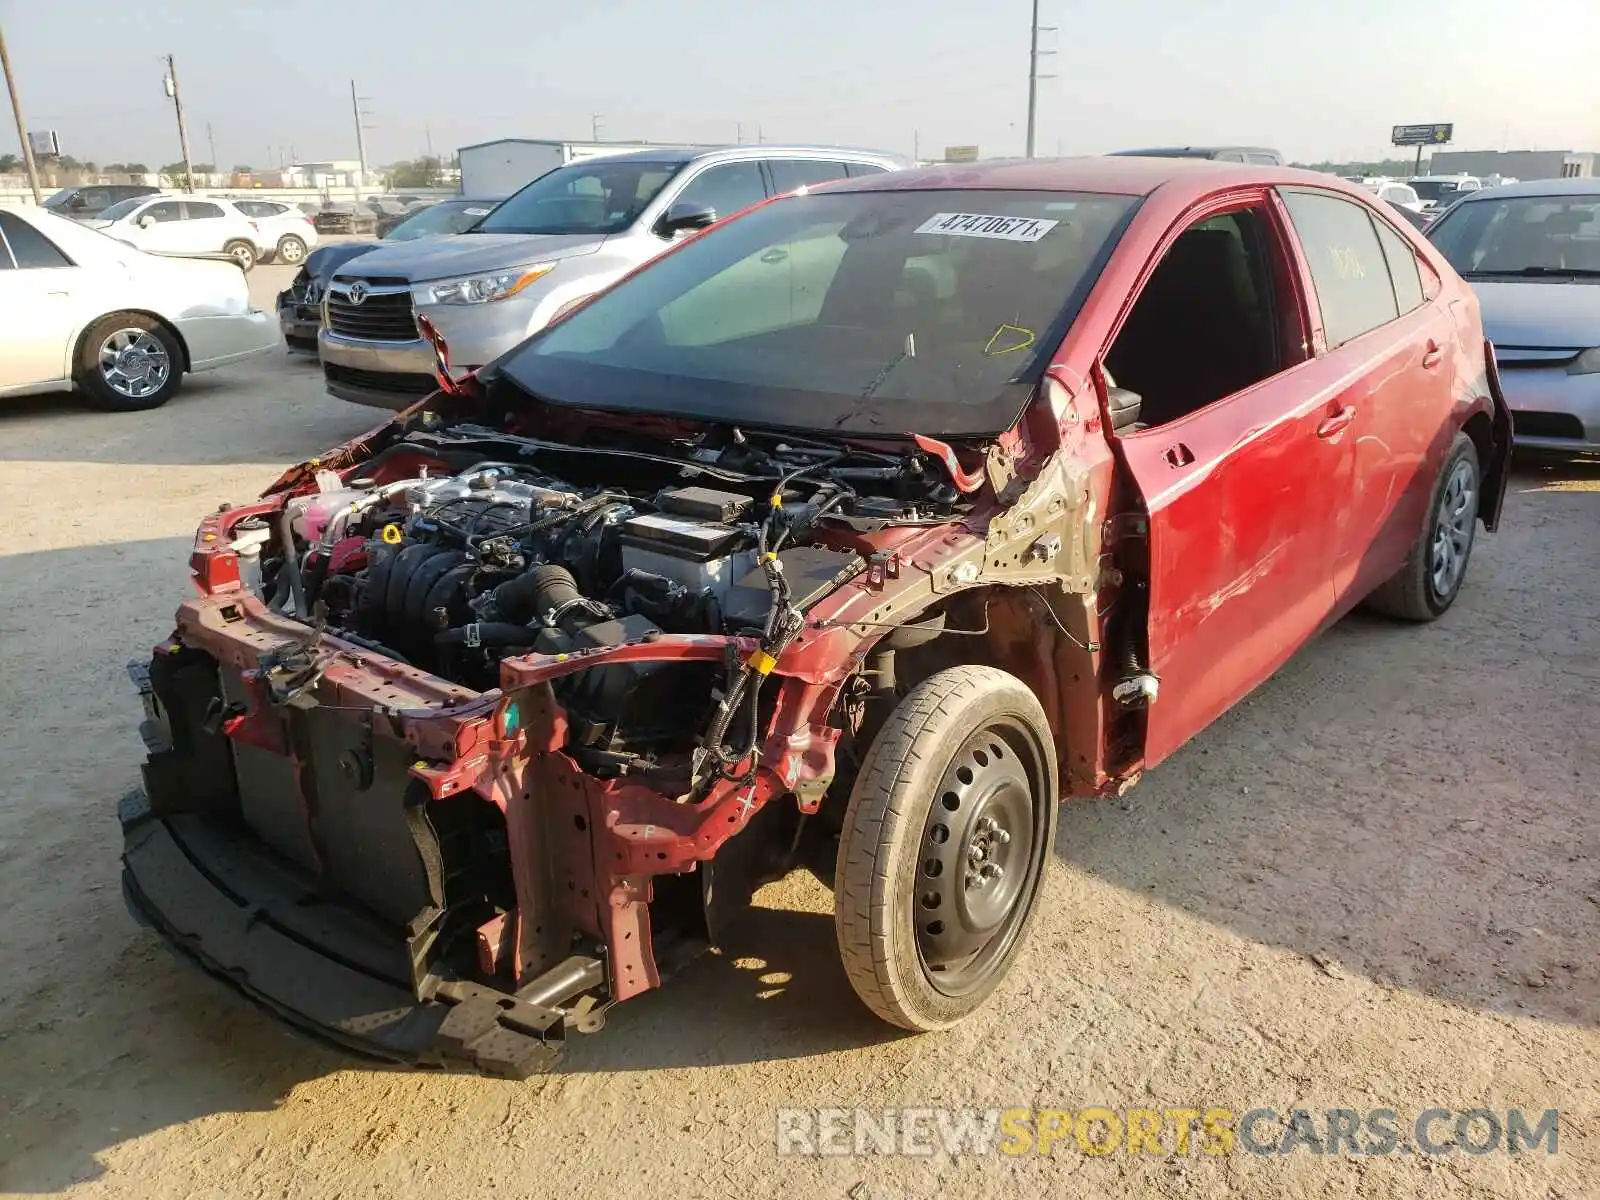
top-left (944, 145), bottom-right (980, 163)
top-left (1392, 124), bottom-right (1453, 147)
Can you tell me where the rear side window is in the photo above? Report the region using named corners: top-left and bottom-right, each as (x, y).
top-left (0, 212), bottom-right (73, 268)
top-left (1373, 220), bottom-right (1425, 314)
top-left (1245, 152), bottom-right (1279, 166)
top-left (184, 201), bottom-right (225, 220)
top-left (845, 161), bottom-right (890, 178)
top-left (1281, 190), bottom-right (1399, 348)
top-left (768, 159), bottom-right (851, 192)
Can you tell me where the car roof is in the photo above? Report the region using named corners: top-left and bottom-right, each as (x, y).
top-left (823, 155), bottom-right (1346, 198)
top-left (1451, 176), bottom-right (1600, 202)
top-left (590, 144), bottom-right (906, 168)
top-left (1109, 146), bottom-right (1280, 158)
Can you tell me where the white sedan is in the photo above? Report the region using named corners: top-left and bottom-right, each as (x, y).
top-left (0, 205), bottom-right (277, 410)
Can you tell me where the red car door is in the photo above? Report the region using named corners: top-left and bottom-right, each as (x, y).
top-left (1274, 189), bottom-right (1461, 606)
top-left (1107, 193), bottom-right (1353, 768)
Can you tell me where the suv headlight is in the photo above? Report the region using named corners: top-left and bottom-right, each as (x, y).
top-left (1568, 347), bottom-right (1600, 376)
top-left (414, 263), bottom-right (556, 306)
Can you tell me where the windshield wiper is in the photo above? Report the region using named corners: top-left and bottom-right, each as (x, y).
top-left (1466, 266), bottom-right (1600, 278)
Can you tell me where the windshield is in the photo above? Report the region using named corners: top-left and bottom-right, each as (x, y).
top-left (96, 197), bottom-right (148, 222)
top-left (43, 188), bottom-right (77, 209)
top-left (1429, 194), bottom-right (1600, 275)
top-left (1410, 180), bottom-right (1463, 202)
top-left (500, 188), bottom-right (1138, 436)
top-left (387, 200), bottom-right (496, 241)
top-left (472, 159), bottom-right (685, 236)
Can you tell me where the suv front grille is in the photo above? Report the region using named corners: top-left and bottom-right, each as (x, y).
top-left (324, 363), bottom-right (439, 398)
top-left (327, 286), bottom-right (417, 342)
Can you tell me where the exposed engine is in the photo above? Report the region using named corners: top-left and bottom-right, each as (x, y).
top-left (238, 422), bottom-right (964, 777)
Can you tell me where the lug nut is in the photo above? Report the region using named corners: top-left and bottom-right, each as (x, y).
top-left (992, 828), bottom-right (1011, 844)
top-left (980, 862), bottom-right (1004, 880)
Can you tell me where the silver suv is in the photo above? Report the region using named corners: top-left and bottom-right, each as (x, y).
top-left (320, 145), bottom-right (905, 408)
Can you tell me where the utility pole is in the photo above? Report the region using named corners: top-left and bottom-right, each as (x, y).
top-left (425, 121), bottom-right (433, 157)
top-left (591, 112), bottom-right (603, 141)
top-left (736, 121), bottom-right (743, 144)
top-left (0, 23), bottom-right (43, 204)
top-left (913, 130), bottom-right (920, 162)
top-left (1024, 0), bottom-right (1056, 157)
top-left (163, 54), bottom-right (195, 191)
top-left (206, 121), bottom-right (217, 173)
top-left (350, 80), bottom-right (369, 194)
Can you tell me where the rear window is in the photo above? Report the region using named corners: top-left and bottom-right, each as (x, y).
top-left (1373, 220), bottom-right (1425, 313)
top-left (768, 159), bottom-right (851, 193)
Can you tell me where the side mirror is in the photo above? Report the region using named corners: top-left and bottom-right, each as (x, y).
top-left (657, 201), bottom-right (716, 238)
top-left (137, 214), bottom-right (155, 229)
top-left (67, 195), bottom-right (86, 210)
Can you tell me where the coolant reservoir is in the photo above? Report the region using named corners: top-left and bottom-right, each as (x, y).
top-left (289, 489), bottom-right (372, 544)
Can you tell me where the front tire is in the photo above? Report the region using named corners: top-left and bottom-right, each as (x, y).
top-left (76, 313), bottom-right (184, 411)
top-left (1365, 431), bottom-right (1480, 621)
top-left (834, 665), bottom-right (1058, 1031)
top-left (224, 239), bottom-right (256, 271)
top-left (275, 234), bottom-right (307, 265)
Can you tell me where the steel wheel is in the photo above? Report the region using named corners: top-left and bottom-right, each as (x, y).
top-left (1430, 457), bottom-right (1476, 600)
top-left (98, 328), bottom-right (173, 400)
top-left (835, 665), bottom-right (1058, 1031)
top-left (224, 240), bottom-right (256, 270)
top-left (277, 235), bottom-right (307, 264)
top-left (914, 718), bottom-right (1048, 996)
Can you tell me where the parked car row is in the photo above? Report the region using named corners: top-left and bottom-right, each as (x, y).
top-left (0, 207), bottom-right (276, 408)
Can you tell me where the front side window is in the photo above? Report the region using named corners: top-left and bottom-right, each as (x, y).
top-left (1105, 206), bottom-right (1289, 429)
top-left (502, 188), bottom-right (1137, 435)
top-left (1281, 190), bottom-right (1400, 348)
top-left (1427, 195), bottom-right (1600, 276)
top-left (0, 212), bottom-right (73, 269)
top-left (672, 162), bottom-right (768, 221)
top-left (473, 159), bottom-right (684, 235)
top-left (143, 201), bottom-right (183, 223)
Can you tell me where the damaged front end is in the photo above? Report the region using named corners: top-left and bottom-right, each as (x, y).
top-left (121, 358), bottom-right (1119, 1077)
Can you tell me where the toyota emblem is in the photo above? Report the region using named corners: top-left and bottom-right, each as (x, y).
top-left (347, 281), bottom-right (368, 305)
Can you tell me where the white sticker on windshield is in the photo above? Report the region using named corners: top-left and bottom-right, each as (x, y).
top-left (915, 212), bottom-right (1059, 241)
top-left (463, 207), bottom-right (490, 215)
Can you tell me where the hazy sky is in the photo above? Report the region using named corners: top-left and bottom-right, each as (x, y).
top-left (6, 0), bottom-right (1598, 169)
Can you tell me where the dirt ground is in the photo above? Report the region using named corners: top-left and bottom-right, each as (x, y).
top-left (1, 261), bottom-right (1597, 1199)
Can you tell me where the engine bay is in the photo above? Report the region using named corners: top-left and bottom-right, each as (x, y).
top-left (241, 418), bottom-right (968, 780)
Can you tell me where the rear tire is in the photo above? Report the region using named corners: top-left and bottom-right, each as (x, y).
top-left (76, 313), bottom-right (184, 411)
top-left (834, 665), bottom-right (1058, 1032)
top-left (1364, 431), bottom-right (1480, 621)
top-left (224, 239), bottom-right (256, 271)
top-left (275, 234), bottom-right (307, 265)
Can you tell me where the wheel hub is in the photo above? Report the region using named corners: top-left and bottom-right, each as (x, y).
top-left (915, 728), bottom-right (1039, 989)
top-left (98, 329), bottom-right (171, 398)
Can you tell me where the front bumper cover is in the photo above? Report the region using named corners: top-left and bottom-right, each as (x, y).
top-left (119, 788), bottom-right (574, 1078)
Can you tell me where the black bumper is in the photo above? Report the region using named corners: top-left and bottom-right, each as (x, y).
top-left (276, 298), bottom-right (320, 354)
top-left (119, 790), bottom-right (571, 1078)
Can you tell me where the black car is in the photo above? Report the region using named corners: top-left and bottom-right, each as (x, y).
top-left (277, 196), bottom-right (504, 353)
top-left (43, 184), bottom-right (161, 220)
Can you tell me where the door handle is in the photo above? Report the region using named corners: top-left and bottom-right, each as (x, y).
top-left (1421, 341), bottom-right (1444, 369)
top-left (759, 248), bottom-right (788, 265)
top-left (1316, 406), bottom-right (1356, 438)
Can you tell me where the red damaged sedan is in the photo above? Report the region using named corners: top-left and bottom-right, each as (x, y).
top-left (123, 158), bottom-right (1510, 1076)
